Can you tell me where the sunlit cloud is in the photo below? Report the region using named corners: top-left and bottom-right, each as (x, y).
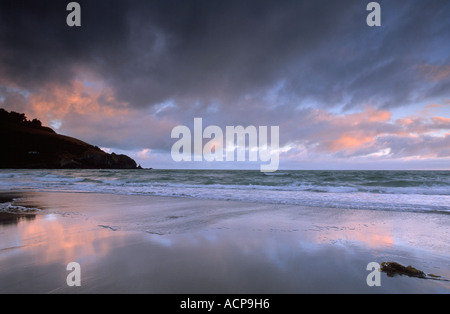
top-left (137, 148), bottom-right (152, 160)
top-left (418, 64), bottom-right (450, 82)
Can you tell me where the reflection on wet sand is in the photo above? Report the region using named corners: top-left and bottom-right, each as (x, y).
top-left (0, 212), bottom-right (36, 226)
top-left (0, 191), bottom-right (449, 294)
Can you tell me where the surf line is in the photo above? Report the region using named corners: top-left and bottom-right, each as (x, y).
top-left (171, 118), bottom-right (279, 172)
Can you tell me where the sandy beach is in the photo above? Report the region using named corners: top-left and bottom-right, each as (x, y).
top-left (0, 190), bottom-right (449, 294)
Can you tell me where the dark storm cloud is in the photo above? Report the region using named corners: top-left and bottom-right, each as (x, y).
top-left (0, 0), bottom-right (130, 90)
top-left (0, 0), bottom-right (449, 138)
top-left (284, 0), bottom-right (450, 110)
top-left (99, 0), bottom-right (364, 108)
top-left (2, 0), bottom-right (449, 114)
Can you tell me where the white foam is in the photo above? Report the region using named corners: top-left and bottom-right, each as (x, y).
top-left (1, 169), bottom-right (449, 214)
top-left (0, 202), bottom-right (40, 214)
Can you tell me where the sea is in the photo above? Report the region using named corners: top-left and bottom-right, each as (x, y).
top-left (1, 169), bottom-right (449, 214)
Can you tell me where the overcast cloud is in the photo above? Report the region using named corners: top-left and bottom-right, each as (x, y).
top-left (1, 0), bottom-right (449, 169)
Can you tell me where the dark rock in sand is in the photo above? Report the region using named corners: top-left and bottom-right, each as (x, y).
top-left (380, 261), bottom-right (448, 281)
top-left (380, 262), bottom-right (427, 278)
top-left (0, 108), bottom-right (140, 169)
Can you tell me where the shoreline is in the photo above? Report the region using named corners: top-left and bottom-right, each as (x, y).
top-left (1, 190), bottom-right (449, 293)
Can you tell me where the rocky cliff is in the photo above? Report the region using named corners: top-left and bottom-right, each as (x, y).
top-left (0, 108), bottom-right (140, 169)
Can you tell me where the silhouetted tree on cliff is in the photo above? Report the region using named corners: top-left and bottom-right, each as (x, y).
top-left (0, 108), bottom-right (43, 128)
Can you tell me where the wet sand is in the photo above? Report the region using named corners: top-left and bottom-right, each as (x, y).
top-left (0, 191), bottom-right (449, 294)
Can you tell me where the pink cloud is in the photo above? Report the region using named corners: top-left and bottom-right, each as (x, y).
top-left (300, 106), bottom-right (393, 154)
top-left (418, 64), bottom-right (450, 82)
top-left (432, 116), bottom-right (450, 125)
top-left (281, 104), bottom-right (449, 163)
top-left (137, 149), bottom-right (152, 160)
top-left (27, 76), bottom-right (129, 125)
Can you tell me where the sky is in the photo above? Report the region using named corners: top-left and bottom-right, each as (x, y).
top-left (0, 0), bottom-right (449, 170)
